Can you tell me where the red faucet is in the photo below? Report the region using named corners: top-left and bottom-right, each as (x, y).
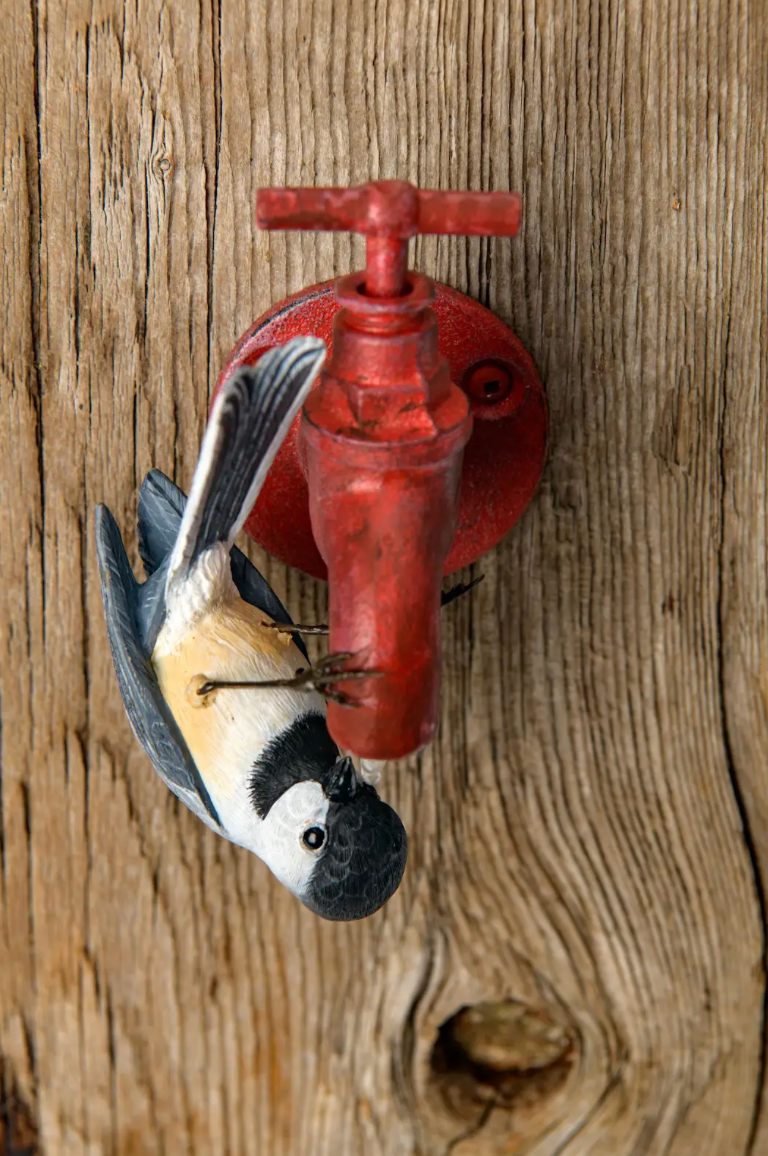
top-left (251, 180), bottom-right (525, 760)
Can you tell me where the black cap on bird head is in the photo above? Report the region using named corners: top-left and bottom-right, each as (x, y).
top-left (301, 756), bottom-right (408, 922)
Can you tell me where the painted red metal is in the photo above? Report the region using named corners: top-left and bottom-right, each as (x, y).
top-left (215, 181), bottom-right (547, 760)
top-left (220, 282), bottom-right (546, 580)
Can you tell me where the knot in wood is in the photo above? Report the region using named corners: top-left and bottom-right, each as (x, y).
top-left (444, 1001), bottom-right (572, 1074)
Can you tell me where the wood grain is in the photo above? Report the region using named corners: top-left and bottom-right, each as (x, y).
top-left (1, 1), bottom-right (767, 1153)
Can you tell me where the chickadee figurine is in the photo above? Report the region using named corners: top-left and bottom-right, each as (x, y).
top-left (95, 337), bottom-right (408, 921)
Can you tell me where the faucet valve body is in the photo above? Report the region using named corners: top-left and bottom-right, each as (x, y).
top-left (216, 181), bottom-right (547, 759)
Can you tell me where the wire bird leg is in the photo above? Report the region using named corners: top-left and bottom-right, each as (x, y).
top-left (259, 574), bottom-right (485, 637)
top-left (439, 574), bottom-right (485, 608)
top-left (197, 653), bottom-right (383, 707)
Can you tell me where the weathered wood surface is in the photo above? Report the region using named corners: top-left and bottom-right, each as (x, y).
top-left (1, 1), bottom-right (767, 1153)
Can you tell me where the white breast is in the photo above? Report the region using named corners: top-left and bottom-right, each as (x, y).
top-left (153, 588), bottom-right (326, 852)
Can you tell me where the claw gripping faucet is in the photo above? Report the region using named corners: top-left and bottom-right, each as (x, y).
top-left (214, 181), bottom-right (548, 760)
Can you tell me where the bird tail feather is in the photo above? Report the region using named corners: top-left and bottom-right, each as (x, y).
top-left (165, 337), bottom-right (325, 593)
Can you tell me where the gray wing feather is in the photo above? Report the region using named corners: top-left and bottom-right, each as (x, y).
top-left (167, 339), bottom-right (325, 590)
top-left (135, 563), bottom-right (170, 655)
top-left (137, 469), bottom-right (183, 576)
top-left (94, 504), bottom-right (223, 830)
top-left (137, 468), bottom-right (309, 662)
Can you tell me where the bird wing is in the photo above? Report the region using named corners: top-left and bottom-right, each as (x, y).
top-left (94, 503), bottom-right (224, 831)
top-left (137, 467), bottom-right (310, 662)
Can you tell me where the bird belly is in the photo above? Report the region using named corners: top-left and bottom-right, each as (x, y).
top-left (152, 601), bottom-right (325, 828)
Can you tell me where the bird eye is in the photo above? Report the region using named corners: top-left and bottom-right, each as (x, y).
top-left (302, 826), bottom-right (326, 851)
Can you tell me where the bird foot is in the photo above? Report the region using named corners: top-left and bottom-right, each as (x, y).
top-left (194, 652), bottom-right (381, 707)
top-left (291, 653), bottom-right (384, 706)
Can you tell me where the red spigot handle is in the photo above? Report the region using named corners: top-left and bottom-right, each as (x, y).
top-left (257, 181), bottom-right (521, 296)
top-left (256, 180), bottom-right (522, 759)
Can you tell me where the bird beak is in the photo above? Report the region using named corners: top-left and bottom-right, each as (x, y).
top-left (323, 757), bottom-right (358, 803)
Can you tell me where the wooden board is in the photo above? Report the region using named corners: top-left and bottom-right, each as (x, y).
top-left (1, 1), bottom-right (767, 1153)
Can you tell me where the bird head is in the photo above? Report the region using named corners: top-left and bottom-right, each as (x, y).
top-left (249, 717), bottom-right (407, 920)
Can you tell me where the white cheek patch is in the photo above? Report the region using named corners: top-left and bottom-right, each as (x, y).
top-left (268, 781), bottom-right (329, 837)
top-left (257, 782), bottom-right (330, 898)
